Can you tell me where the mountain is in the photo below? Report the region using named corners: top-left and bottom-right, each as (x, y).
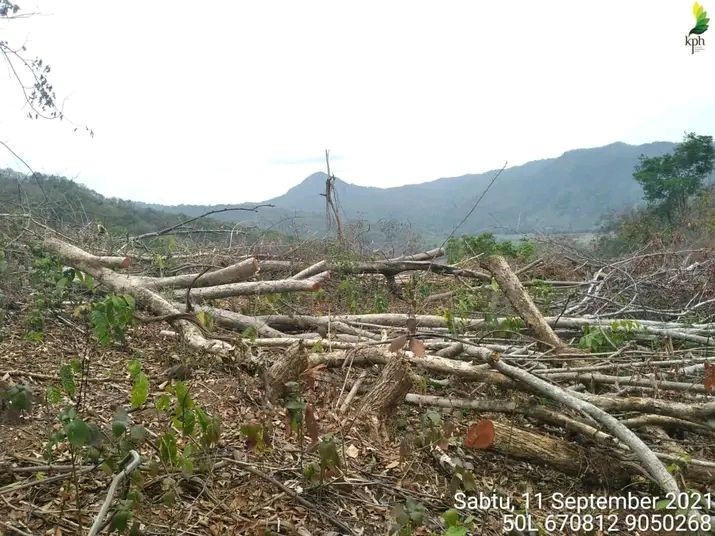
top-left (153, 141), bottom-right (676, 239)
top-left (0, 170), bottom-right (203, 236)
top-left (1, 141), bottom-right (679, 243)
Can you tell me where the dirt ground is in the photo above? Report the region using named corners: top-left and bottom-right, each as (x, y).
top-left (1, 308), bottom-right (712, 536)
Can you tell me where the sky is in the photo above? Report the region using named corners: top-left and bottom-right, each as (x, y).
top-left (0, 0), bottom-right (713, 205)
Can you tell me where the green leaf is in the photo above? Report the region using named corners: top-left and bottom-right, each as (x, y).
top-left (58, 405), bottom-right (77, 423)
top-left (655, 498), bottom-right (671, 510)
top-left (123, 294), bottom-right (136, 310)
top-left (70, 358), bottom-right (82, 374)
top-left (240, 423), bottom-right (265, 451)
top-left (43, 430), bottom-right (66, 460)
top-left (442, 509), bottom-right (460, 527)
top-left (159, 432), bottom-right (178, 466)
top-left (129, 425), bottom-right (147, 445)
top-left (173, 408), bottom-right (196, 436)
top-left (110, 509), bottom-right (131, 531)
top-left (173, 381), bottom-right (193, 410)
top-left (46, 386), bottom-right (62, 406)
top-left (155, 393), bottom-right (172, 412)
top-left (5, 384), bottom-right (32, 411)
top-left (65, 418), bottom-right (91, 448)
top-left (127, 359), bottom-right (142, 380)
top-left (130, 372), bottom-right (149, 409)
top-left (24, 330), bottom-right (44, 342)
top-left (318, 436), bottom-right (341, 472)
top-left (180, 455), bottom-right (194, 476)
top-left (112, 407), bottom-right (130, 437)
top-left (195, 310), bottom-right (214, 331)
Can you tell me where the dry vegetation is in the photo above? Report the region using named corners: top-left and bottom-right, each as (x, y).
top-left (0, 212), bottom-right (714, 536)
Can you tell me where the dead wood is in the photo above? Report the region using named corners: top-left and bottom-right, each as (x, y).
top-left (387, 247), bottom-right (445, 262)
top-left (481, 255), bottom-right (570, 352)
top-left (137, 258), bottom-right (258, 289)
top-left (191, 305), bottom-right (288, 338)
top-left (354, 354), bottom-right (412, 421)
top-left (42, 237), bottom-right (233, 354)
top-left (484, 355), bottom-right (680, 495)
top-left (265, 342), bottom-right (309, 402)
top-left (176, 271), bottom-right (329, 301)
top-left (469, 419), bottom-right (632, 486)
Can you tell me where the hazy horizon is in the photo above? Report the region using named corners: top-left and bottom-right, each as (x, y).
top-left (0, 1), bottom-right (713, 205)
top-left (2, 138), bottom-right (678, 206)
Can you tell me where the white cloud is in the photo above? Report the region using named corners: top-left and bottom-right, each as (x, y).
top-left (0, 0), bottom-right (713, 204)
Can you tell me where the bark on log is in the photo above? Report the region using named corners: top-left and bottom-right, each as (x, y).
top-left (435, 342), bottom-right (464, 358)
top-left (94, 255), bottom-right (133, 269)
top-left (291, 260), bottom-right (328, 280)
top-left (42, 237), bottom-right (233, 354)
top-left (257, 314), bottom-right (711, 345)
top-left (573, 392), bottom-right (715, 424)
top-left (331, 260), bottom-right (490, 280)
top-left (467, 419), bottom-right (631, 486)
top-left (481, 255), bottom-right (569, 352)
top-left (408, 395), bottom-right (715, 485)
top-left (265, 342), bottom-right (309, 402)
top-left (177, 272), bottom-right (329, 301)
top-left (387, 247), bottom-right (445, 262)
top-left (308, 349), bottom-right (715, 424)
top-left (485, 355), bottom-right (680, 495)
top-left (542, 371), bottom-right (710, 394)
top-left (138, 258), bottom-right (258, 289)
top-left (308, 348), bottom-right (513, 387)
top-left (190, 305), bottom-right (288, 338)
top-left (355, 355), bottom-right (412, 421)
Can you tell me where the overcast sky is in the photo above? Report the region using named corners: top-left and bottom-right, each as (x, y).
top-left (0, 1), bottom-right (713, 205)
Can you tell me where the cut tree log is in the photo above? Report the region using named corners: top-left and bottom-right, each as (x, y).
top-left (137, 258), bottom-right (259, 289)
top-left (329, 260), bottom-right (490, 280)
top-left (465, 419), bottom-right (631, 486)
top-left (484, 354), bottom-right (680, 496)
top-left (354, 354), bottom-right (412, 421)
top-left (42, 237), bottom-right (233, 354)
top-left (265, 342), bottom-right (309, 402)
top-left (177, 271), bottom-right (330, 301)
top-left (387, 247), bottom-right (445, 262)
top-left (291, 260), bottom-right (328, 280)
top-left (481, 255), bottom-right (570, 352)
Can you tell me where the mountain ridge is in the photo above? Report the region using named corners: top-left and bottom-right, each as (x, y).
top-left (150, 140), bottom-right (675, 238)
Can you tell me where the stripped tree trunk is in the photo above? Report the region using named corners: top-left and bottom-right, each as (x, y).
top-left (481, 255), bottom-right (569, 352)
top-left (42, 237), bottom-right (233, 354)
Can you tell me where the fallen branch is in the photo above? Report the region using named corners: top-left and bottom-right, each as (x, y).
top-left (128, 205), bottom-right (274, 241)
top-left (177, 271), bottom-right (329, 301)
top-left (221, 457), bottom-right (356, 535)
top-left (42, 237), bottom-right (232, 354)
top-left (88, 450), bottom-right (141, 536)
top-left (484, 355), bottom-right (680, 495)
top-left (481, 255), bottom-right (570, 352)
top-left (137, 258), bottom-right (259, 289)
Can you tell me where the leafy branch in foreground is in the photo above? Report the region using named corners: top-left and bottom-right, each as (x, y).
top-left (90, 294), bottom-right (135, 346)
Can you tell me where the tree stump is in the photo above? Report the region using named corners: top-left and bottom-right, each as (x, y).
top-left (355, 355), bottom-right (412, 422)
top-left (265, 341), bottom-right (308, 402)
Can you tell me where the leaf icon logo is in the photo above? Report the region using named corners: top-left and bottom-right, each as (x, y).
top-left (690, 2), bottom-right (710, 35)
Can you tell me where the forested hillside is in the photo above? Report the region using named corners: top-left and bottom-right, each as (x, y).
top-left (152, 141), bottom-right (676, 237)
top-left (1, 169), bottom-right (213, 236)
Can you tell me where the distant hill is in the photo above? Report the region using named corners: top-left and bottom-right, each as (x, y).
top-left (1, 141), bottom-right (678, 244)
top-left (151, 141), bottom-right (676, 239)
top-left (0, 169), bottom-right (196, 235)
